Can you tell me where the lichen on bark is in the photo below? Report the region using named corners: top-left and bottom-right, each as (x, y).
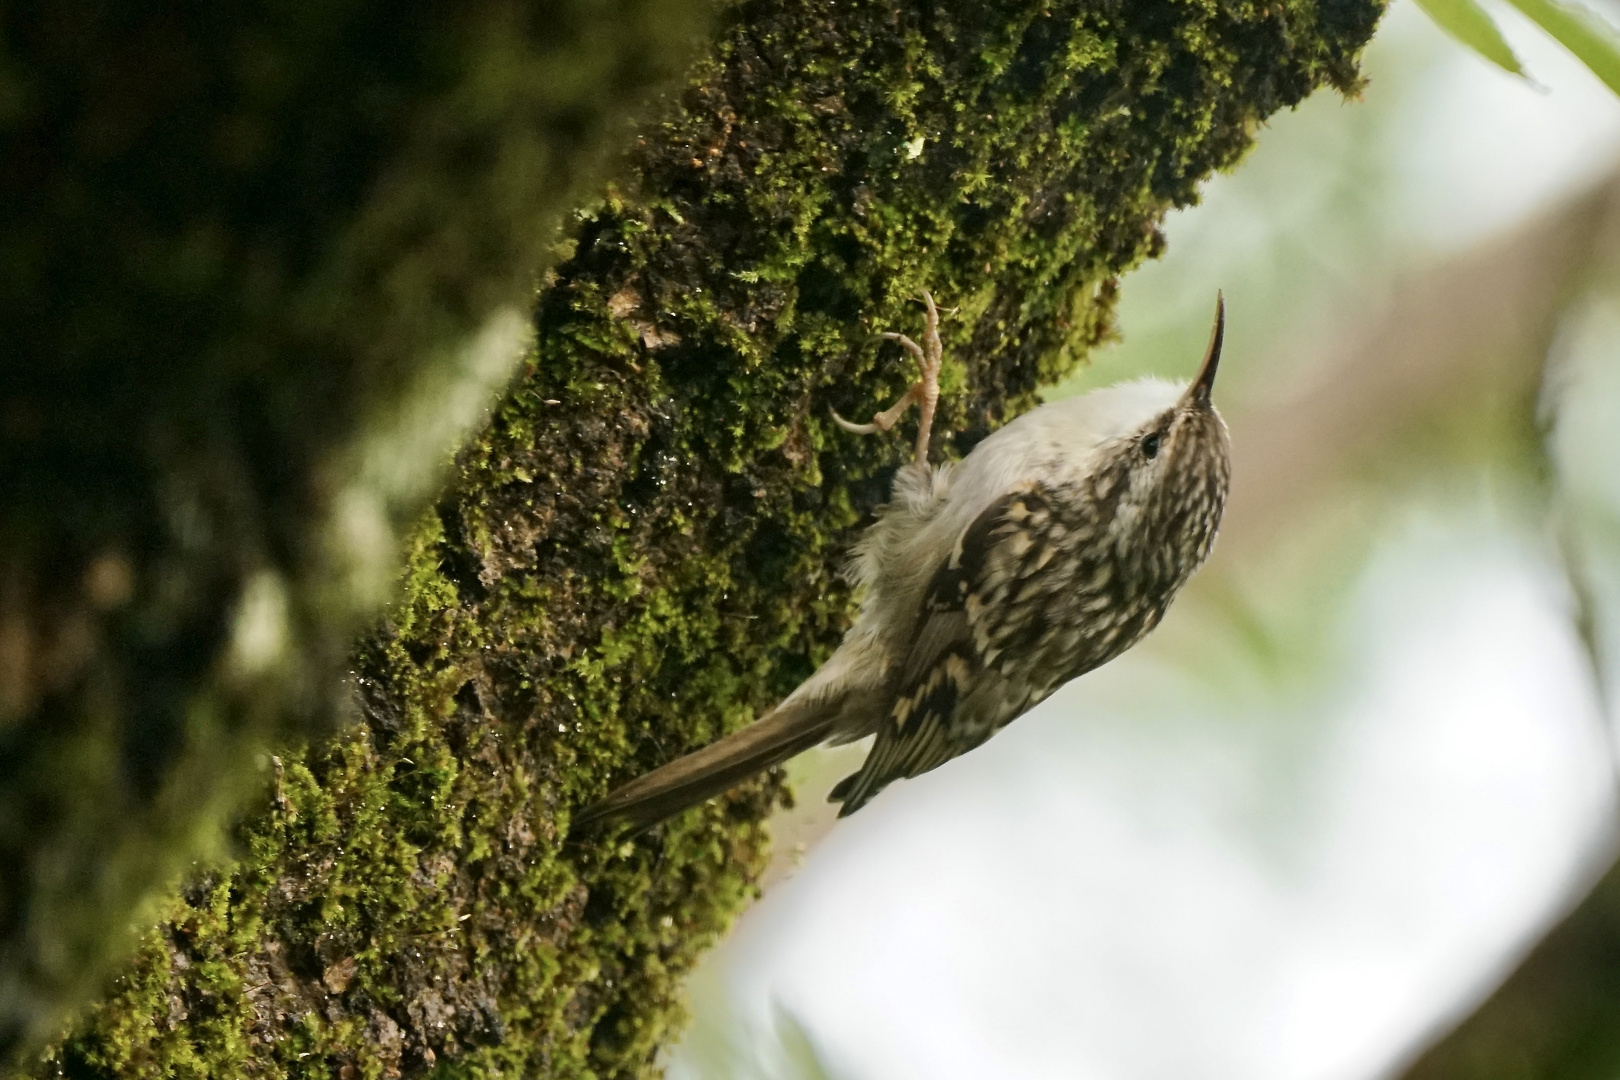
top-left (33, 0), bottom-right (1383, 1076)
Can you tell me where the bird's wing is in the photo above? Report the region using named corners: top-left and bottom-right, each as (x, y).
top-left (829, 487), bottom-right (1053, 815)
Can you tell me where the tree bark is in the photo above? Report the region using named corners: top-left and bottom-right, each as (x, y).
top-left (24, 0), bottom-right (1382, 1076)
top-left (0, 0), bottom-right (712, 1059)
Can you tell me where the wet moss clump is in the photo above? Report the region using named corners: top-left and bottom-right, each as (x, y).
top-left (35, 0), bottom-right (1382, 1075)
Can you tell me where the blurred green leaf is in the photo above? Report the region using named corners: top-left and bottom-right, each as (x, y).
top-left (1504, 0), bottom-right (1620, 95)
top-left (1412, 0), bottom-right (1525, 74)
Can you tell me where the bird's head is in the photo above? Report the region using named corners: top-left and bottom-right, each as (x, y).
top-left (1078, 295), bottom-right (1232, 589)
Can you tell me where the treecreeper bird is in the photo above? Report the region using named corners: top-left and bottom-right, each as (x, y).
top-left (573, 291), bottom-right (1231, 833)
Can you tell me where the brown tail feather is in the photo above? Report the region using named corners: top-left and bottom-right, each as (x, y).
top-left (570, 698), bottom-right (839, 834)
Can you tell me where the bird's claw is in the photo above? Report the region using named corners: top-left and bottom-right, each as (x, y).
top-left (830, 409), bottom-right (881, 436)
top-left (832, 381), bottom-right (923, 436)
top-left (837, 290), bottom-right (944, 467)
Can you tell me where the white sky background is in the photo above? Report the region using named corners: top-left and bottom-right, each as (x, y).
top-left (669, 6), bottom-right (1620, 1080)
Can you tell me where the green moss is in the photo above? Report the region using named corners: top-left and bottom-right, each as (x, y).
top-left (0, 0), bottom-right (711, 1059)
top-left (34, 0), bottom-right (1382, 1076)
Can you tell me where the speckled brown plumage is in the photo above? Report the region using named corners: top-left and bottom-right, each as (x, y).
top-left (832, 372), bottom-right (1231, 813)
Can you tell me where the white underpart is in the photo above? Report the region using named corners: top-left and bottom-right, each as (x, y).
top-left (784, 377), bottom-right (1189, 732)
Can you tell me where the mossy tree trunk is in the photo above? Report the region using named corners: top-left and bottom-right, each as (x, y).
top-left (0, 0), bottom-right (709, 1060)
top-left (27, 0), bottom-right (1381, 1076)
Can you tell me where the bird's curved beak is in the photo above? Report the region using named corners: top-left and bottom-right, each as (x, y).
top-left (1186, 292), bottom-right (1225, 408)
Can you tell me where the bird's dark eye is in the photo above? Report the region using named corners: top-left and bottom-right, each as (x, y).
top-left (1140, 433), bottom-right (1161, 460)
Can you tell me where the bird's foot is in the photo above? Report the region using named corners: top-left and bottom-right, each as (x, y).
top-left (831, 290), bottom-right (943, 467)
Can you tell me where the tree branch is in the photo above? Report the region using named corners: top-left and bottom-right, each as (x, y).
top-left (28, 0), bottom-right (1384, 1075)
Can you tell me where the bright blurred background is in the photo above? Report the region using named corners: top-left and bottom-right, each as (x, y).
top-left (669, 2), bottom-right (1620, 1077)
